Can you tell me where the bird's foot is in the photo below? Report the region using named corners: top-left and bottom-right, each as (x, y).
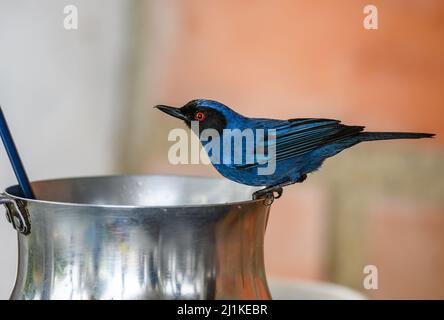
top-left (252, 177), bottom-right (305, 202)
top-left (252, 187), bottom-right (283, 205)
top-left (252, 186), bottom-right (283, 201)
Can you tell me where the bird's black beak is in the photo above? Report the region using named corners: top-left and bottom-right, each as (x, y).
top-left (155, 105), bottom-right (188, 121)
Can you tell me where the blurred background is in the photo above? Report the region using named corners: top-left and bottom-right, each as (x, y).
top-left (0, 0), bottom-right (443, 299)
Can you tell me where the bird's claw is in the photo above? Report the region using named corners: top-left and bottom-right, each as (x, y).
top-left (252, 187), bottom-right (283, 203)
top-left (252, 190), bottom-right (268, 200)
top-left (273, 187), bottom-right (283, 199)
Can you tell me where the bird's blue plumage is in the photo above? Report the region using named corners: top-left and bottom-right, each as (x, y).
top-left (156, 99), bottom-right (434, 193)
top-left (188, 100), bottom-right (363, 186)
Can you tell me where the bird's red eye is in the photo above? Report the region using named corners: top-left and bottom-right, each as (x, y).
top-left (195, 112), bottom-right (205, 121)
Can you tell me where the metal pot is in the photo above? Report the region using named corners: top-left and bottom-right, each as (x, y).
top-left (0, 175), bottom-right (273, 300)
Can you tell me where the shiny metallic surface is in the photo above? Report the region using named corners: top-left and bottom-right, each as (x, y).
top-left (2, 175), bottom-right (272, 300)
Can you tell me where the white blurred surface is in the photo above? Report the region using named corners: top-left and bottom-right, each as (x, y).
top-left (0, 0), bottom-right (133, 299)
top-left (269, 278), bottom-right (366, 300)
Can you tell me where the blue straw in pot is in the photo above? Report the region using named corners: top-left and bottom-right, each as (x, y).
top-left (0, 106), bottom-right (35, 199)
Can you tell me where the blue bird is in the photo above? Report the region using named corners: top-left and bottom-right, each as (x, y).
top-left (156, 99), bottom-right (434, 199)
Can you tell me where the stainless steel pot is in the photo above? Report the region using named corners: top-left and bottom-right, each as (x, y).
top-left (0, 175), bottom-right (274, 300)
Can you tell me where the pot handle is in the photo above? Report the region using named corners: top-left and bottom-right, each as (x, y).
top-left (0, 193), bottom-right (31, 235)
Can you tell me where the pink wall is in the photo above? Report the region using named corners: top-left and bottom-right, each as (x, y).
top-left (155, 0), bottom-right (443, 139)
top-left (142, 0), bottom-right (444, 298)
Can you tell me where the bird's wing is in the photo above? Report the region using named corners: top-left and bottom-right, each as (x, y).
top-left (236, 118), bottom-right (364, 169)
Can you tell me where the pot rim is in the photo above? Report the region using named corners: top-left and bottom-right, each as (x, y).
top-left (4, 174), bottom-right (266, 209)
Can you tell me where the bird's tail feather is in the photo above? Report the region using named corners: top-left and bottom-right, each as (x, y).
top-left (358, 132), bottom-right (435, 142)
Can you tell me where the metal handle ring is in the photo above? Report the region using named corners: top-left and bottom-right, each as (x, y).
top-left (0, 193), bottom-right (31, 235)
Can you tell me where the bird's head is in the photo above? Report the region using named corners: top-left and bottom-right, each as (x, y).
top-left (155, 99), bottom-right (242, 134)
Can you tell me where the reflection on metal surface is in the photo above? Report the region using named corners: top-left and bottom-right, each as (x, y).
top-left (3, 175), bottom-right (272, 300)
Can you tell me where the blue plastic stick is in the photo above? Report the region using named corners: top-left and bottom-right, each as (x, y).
top-left (0, 106), bottom-right (35, 199)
